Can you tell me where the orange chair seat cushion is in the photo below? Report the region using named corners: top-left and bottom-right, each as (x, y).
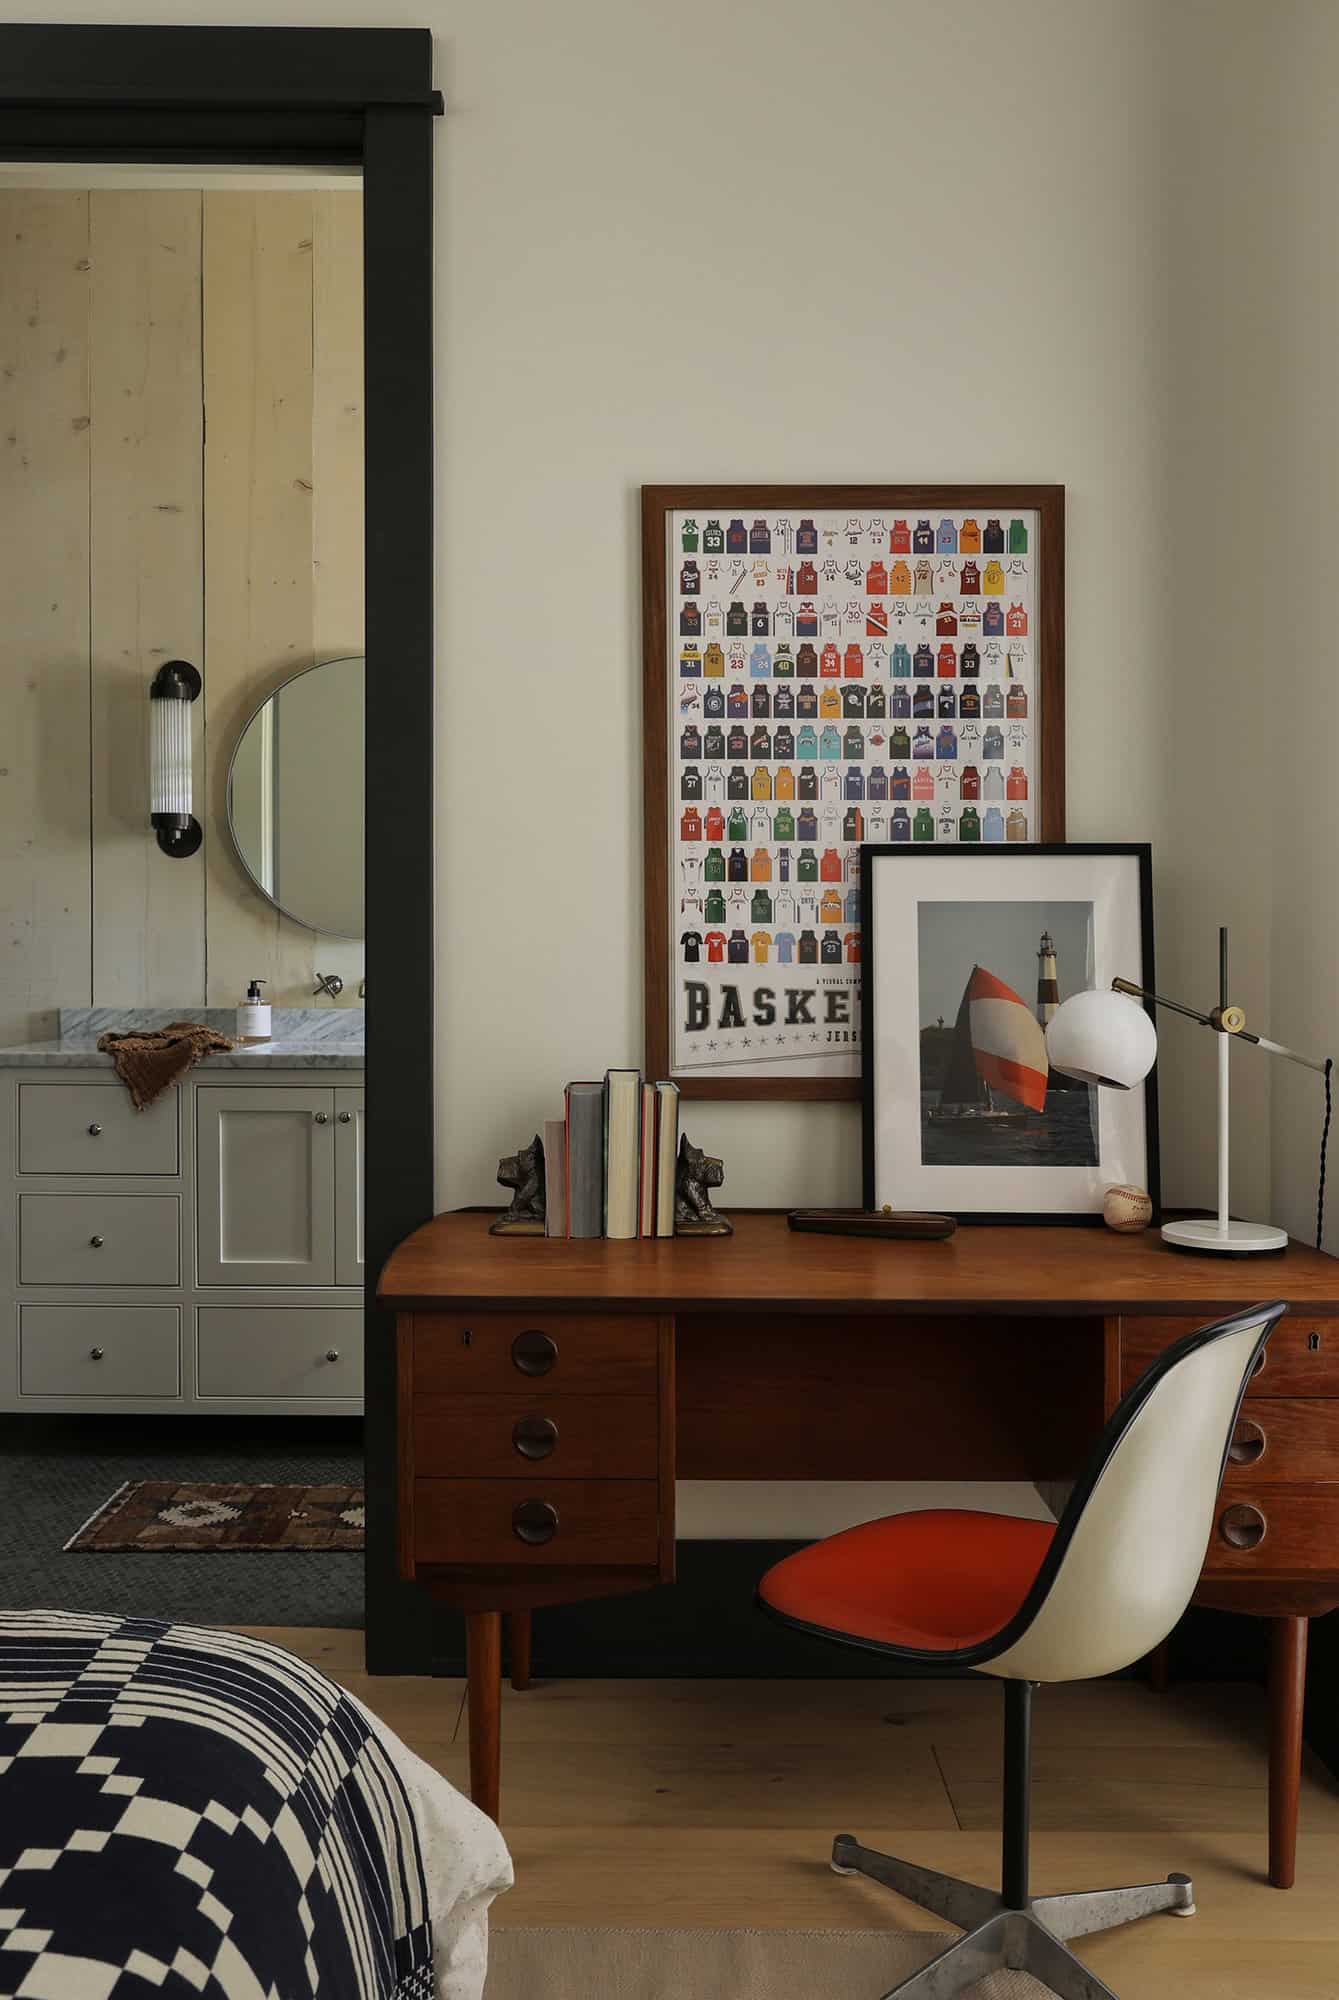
top-left (759, 1508), bottom-right (1057, 1655)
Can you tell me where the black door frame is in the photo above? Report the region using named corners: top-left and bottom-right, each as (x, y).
top-left (0, 23), bottom-right (439, 1673)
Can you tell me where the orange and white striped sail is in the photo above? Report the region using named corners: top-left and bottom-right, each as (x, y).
top-left (967, 965), bottom-right (1049, 1111)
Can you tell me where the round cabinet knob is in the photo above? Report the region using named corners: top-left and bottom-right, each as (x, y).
top-left (89, 1235), bottom-right (105, 1249)
top-left (325, 1348), bottom-right (340, 1363)
top-left (89, 1346), bottom-right (105, 1361)
top-left (512, 1498), bottom-right (559, 1546)
top-left (338, 1111), bottom-right (352, 1124)
top-left (512, 1414), bottom-right (558, 1461)
top-left (87, 1123), bottom-right (102, 1137)
top-left (511, 1329), bottom-right (557, 1377)
top-left (1228, 1418), bottom-right (1266, 1465)
top-left (1219, 1503), bottom-right (1267, 1550)
top-left (314, 1112), bottom-right (329, 1124)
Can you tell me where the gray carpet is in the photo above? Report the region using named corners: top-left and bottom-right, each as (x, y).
top-left (0, 1416), bottom-right (363, 1626)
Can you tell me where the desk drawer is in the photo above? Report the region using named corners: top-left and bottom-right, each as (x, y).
top-left (413, 1313), bottom-right (659, 1397)
top-left (1120, 1316), bottom-right (1339, 1398)
top-left (1220, 1401), bottom-right (1339, 1486)
top-left (19, 1305), bottom-right (180, 1398)
top-left (19, 1194), bottom-right (180, 1286)
top-left (413, 1393), bottom-right (657, 1478)
top-left (1202, 1485), bottom-right (1339, 1576)
top-left (414, 1478), bottom-right (659, 1566)
top-left (18, 1081), bottom-right (179, 1176)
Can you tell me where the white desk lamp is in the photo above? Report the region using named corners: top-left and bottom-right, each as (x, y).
top-left (1046, 927), bottom-right (1332, 1256)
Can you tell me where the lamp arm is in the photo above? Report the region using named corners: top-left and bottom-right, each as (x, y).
top-left (1110, 978), bottom-right (1329, 1076)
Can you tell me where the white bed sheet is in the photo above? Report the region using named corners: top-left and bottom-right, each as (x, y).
top-left (351, 1693), bottom-right (514, 2000)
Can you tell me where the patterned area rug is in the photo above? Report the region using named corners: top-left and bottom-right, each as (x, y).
top-left (65, 1480), bottom-right (366, 1553)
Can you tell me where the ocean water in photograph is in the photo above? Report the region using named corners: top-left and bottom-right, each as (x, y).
top-left (920, 1085), bottom-right (1098, 1167)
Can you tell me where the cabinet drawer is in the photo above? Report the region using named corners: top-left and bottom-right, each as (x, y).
top-left (1201, 1485), bottom-right (1339, 1576)
top-left (19, 1305), bottom-right (180, 1398)
top-left (1221, 1401), bottom-right (1339, 1486)
top-left (1120, 1315), bottom-right (1339, 1398)
top-left (19, 1194), bottom-right (179, 1286)
top-left (413, 1393), bottom-right (658, 1479)
top-left (413, 1313), bottom-right (659, 1397)
top-left (197, 1308), bottom-right (363, 1400)
top-left (18, 1081), bottom-right (178, 1175)
top-left (414, 1478), bottom-right (659, 1567)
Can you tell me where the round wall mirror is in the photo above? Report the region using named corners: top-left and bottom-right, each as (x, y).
top-left (227, 655), bottom-right (364, 938)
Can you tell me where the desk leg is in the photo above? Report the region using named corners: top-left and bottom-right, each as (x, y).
top-left (466, 1611), bottom-right (502, 1824)
top-left (1268, 1615), bottom-right (1307, 1890)
top-left (509, 1610), bottom-right (532, 1692)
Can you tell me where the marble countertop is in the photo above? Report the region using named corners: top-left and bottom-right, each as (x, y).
top-left (0, 1039), bottom-right (365, 1070)
top-left (0, 1006), bottom-right (365, 1070)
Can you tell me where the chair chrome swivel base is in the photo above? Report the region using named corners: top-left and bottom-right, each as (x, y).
top-left (828, 1683), bottom-right (1194, 2000)
top-left (830, 1835), bottom-right (1194, 2000)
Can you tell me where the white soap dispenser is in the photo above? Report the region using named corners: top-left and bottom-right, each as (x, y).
top-left (238, 978), bottom-right (271, 1044)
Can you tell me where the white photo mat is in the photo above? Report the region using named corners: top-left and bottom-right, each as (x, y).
top-left (862, 848), bottom-right (1155, 1218)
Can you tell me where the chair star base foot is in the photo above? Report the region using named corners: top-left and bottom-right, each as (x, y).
top-left (830, 1835), bottom-right (1196, 2000)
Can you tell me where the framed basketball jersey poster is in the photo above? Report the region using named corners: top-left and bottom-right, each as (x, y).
top-left (643, 485), bottom-right (1066, 1100)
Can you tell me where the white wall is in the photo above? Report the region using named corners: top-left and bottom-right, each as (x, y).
top-left (1, 0), bottom-right (1333, 1237)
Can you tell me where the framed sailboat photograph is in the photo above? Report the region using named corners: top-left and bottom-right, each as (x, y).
top-left (861, 845), bottom-right (1158, 1223)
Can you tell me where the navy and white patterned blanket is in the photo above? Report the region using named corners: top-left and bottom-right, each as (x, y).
top-left (0, 1610), bottom-right (435, 1999)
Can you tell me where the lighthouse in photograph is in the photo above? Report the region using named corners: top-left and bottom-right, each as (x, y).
top-left (1036, 931), bottom-right (1060, 1027)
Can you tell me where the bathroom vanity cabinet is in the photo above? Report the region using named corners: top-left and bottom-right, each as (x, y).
top-left (0, 1046), bottom-right (365, 1413)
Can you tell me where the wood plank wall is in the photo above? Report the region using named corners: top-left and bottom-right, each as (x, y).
top-left (0, 188), bottom-right (364, 1046)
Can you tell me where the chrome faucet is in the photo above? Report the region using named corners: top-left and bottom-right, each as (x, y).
top-left (313, 972), bottom-right (344, 999)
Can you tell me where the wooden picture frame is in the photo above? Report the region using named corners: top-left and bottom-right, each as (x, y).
top-left (860, 842), bottom-right (1159, 1224)
top-left (643, 484), bottom-right (1066, 1100)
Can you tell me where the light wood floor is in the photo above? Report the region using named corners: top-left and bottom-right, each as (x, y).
top-left (240, 1629), bottom-right (1339, 2000)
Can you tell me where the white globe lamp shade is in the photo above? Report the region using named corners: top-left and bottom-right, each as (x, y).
top-left (1045, 989), bottom-right (1157, 1090)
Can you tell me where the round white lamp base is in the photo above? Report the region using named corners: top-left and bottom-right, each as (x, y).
top-left (1161, 1217), bottom-right (1289, 1256)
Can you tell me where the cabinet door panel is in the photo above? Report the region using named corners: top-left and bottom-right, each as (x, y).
top-left (196, 1086), bottom-right (334, 1285)
top-left (335, 1087), bottom-right (364, 1288)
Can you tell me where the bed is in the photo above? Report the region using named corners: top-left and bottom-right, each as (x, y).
top-left (0, 1610), bottom-right (513, 1999)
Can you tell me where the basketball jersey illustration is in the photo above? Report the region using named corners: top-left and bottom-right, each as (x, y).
top-left (866, 683), bottom-right (886, 719)
top-left (913, 806), bottom-right (935, 842)
top-left (773, 931), bottom-right (796, 964)
top-left (751, 889), bottom-right (773, 928)
top-left (938, 686), bottom-right (956, 718)
top-left (819, 642), bottom-right (841, 679)
top-left (728, 766), bottom-right (749, 799)
top-left (793, 558), bottom-right (818, 595)
top-left (959, 806), bottom-right (981, 842)
top-left (773, 725), bottom-right (795, 759)
top-left (750, 724), bottom-right (771, 760)
top-left (798, 765), bottom-right (818, 801)
top-left (913, 684), bottom-right (934, 719)
top-left (982, 560), bottom-right (1007, 594)
top-left (841, 806), bottom-right (863, 844)
top-left (704, 929), bottom-right (727, 962)
top-left (890, 807), bottom-right (911, 843)
top-left (772, 804), bottom-right (795, 842)
top-left (936, 518), bottom-right (958, 553)
top-left (819, 725), bottom-right (841, 760)
top-left (727, 929), bottom-right (748, 963)
top-left (681, 766), bottom-right (703, 800)
top-left (704, 685), bottom-right (725, 717)
top-left (681, 930), bottom-right (705, 964)
top-left (840, 685), bottom-right (864, 719)
top-left (726, 519), bottom-right (747, 554)
top-left (749, 643), bottom-right (771, 678)
top-left (1007, 808), bottom-right (1029, 842)
top-left (843, 643), bottom-right (864, 678)
top-left (704, 642), bottom-right (725, 677)
top-left (681, 519), bottom-right (700, 552)
top-left (982, 519), bottom-right (1005, 554)
top-left (705, 888), bottom-right (726, 924)
top-left (914, 559), bottom-right (934, 594)
top-left (680, 560), bottom-right (700, 595)
top-left (727, 724), bottom-right (748, 759)
top-left (913, 726), bottom-right (934, 759)
top-left (889, 559), bottom-right (912, 594)
top-left (866, 602), bottom-right (888, 638)
top-left (936, 603), bottom-right (957, 637)
top-left (704, 846), bottom-right (727, 883)
top-left (959, 560), bottom-right (980, 594)
top-left (820, 847), bottom-right (842, 881)
top-left (797, 930), bottom-right (819, 964)
top-left (796, 601), bottom-right (818, 636)
top-left (982, 766), bottom-right (1004, 800)
top-left (795, 643), bottom-right (818, 679)
top-left (937, 643), bottom-right (957, 677)
top-left (702, 519), bottom-right (724, 553)
top-left (751, 685), bottom-right (771, 720)
top-left (773, 684), bottom-right (795, 717)
top-left (680, 724), bottom-right (702, 759)
top-left (868, 763), bottom-right (889, 800)
top-left (843, 766), bottom-right (864, 799)
top-left (959, 642), bottom-right (980, 676)
top-left (680, 644), bottom-right (701, 676)
top-left (749, 519), bottom-right (771, 553)
top-left (818, 685), bottom-right (840, 720)
top-left (889, 519), bottom-right (911, 552)
top-left (751, 766), bottom-right (772, 800)
top-left (1007, 765), bottom-right (1028, 799)
top-left (958, 518), bottom-right (981, 553)
top-left (844, 884), bottom-right (861, 922)
top-left (704, 805), bottom-right (726, 840)
top-left (1006, 602), bottom-right (1029, 635)
top-left (912, 519), bottom-right (934, 554)
top-left (891, 643), bottom-right (912, 677)
top-left (983, 601), bottom-right (1005, 636)
top-left (960, 764), bottom-right (980, 800)
top-left (983, 725), bottom-right (1004, 761)
top-left (890, 725), bottom-right (912, 758)
top-left (751, 602), bottom-right (770, 636)
top-left (680, 805), bottom-right (702, 842)
top-left (797, 848), bottom-right (818, 883)
top-left (818, 887), bottom-right (841, 926)
top-left (748, 846), bottom-right (769, 881)
top-left (890, 765), bottom-right (911, 800)
top-left (1008, 518), bottom-right (1028, 554)
top-left (959, 685), bottom-right (981, 719)
top-left (818, 929), bottom-right (840, 964)
top-left (936, 724), bottom-right (958, 759)
top-left (796, 519), bottom-right (818, 554)
top-left (914, 643), bottom-right (934, 677)
top-left (984, 806), bottom-right (1005, 842)
top-left (1006, 685), bottom-right (1028, 718)
top-left (983, 684), bottom-right (1004, 717)
top-left (773, 602), bottom-right (795, 638)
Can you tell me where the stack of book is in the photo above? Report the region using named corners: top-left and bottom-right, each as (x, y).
top-left (543, 1072), bottom-right (680, 1240)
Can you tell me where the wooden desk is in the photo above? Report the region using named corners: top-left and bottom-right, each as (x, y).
top-left (380, 1210), bottom-right (1339, 1882)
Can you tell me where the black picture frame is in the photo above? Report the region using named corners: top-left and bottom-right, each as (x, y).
top-left (0, 24), bottom-right (441, 1674)
top-left (860, 843), bottom-right (1160, 1225)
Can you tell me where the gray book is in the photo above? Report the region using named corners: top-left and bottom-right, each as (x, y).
top-left (542, 1117), bottom-right (567, 1238)
top-left (564, 1081), bottom-right (604, 1238)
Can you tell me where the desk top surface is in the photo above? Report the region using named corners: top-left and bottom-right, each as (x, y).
top-left (379, 1208), bottom-right (1339, 1316)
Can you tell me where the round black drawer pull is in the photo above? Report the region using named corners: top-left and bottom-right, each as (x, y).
top-left (1220, 1503), bottom-right (1266, 1550)
top-left (89, 1235), bottom-right (105, 1249)
top-left (1228, 1419), bottom-right (1266, 1465)
top-left (513, 1499), bottom-right (559, 1546)
top-left (511, 1329), bottom-right (557, 1377)
top-left (89, 1346), bottom-right (105, 1361)
top-left (513, 1415), bottom-right (558, 1460)
top-left (87, 1122), bottom-right (102, 1137)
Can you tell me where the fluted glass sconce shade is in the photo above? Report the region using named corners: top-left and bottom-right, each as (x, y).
top-left (149, 660), bottom-right (202, 857)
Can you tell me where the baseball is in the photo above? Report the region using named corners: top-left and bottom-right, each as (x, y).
top-left (1103, 1184), bottom-right (1153, 1233)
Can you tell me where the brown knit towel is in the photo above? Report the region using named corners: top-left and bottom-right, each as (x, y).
top-left (96, 1022), bottom-right (235, 1110)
